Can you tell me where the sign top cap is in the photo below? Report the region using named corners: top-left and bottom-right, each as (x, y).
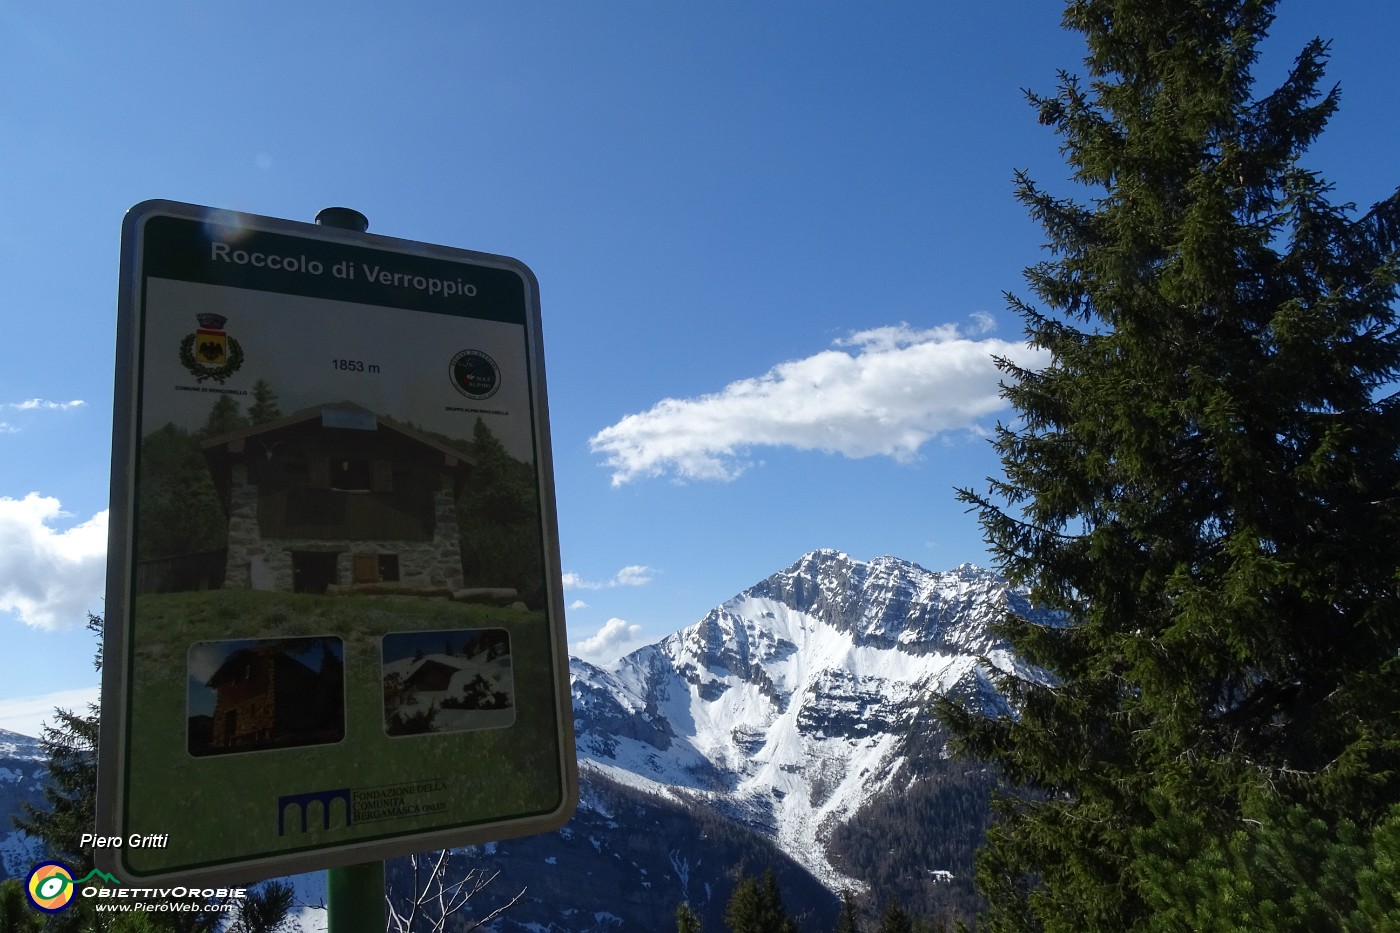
top-left (314, 207), bottom-right (369, 232)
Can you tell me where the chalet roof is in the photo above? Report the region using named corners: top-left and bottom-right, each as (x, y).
top-left (207, 646), bottom-right (318, 688)
top-left (200, 401), bottom-right (476, 466)
top-left (402, 653), bottom-right (472, 677)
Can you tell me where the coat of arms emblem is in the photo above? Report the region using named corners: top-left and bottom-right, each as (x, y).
top-left (179, 313), bottom-right (244, 383)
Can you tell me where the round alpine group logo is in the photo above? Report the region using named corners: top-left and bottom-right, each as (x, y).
top-left (449, 349), bottom-right (501, 400)
top-left (25, 861), bottom-right (76, 913)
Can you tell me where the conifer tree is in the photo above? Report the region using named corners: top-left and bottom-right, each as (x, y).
top-left (1134, 798), bottom-right (1400, 930)
top-left (834, 891), bottom-right (861, 933)
top-left (724, 869), bottom-right (799, 933)
top-left (458, 417), bottom-right (544, 600)
top-left (876, 901), bottom-right (913, 933)
top-left (0, 879), bottom-right (44, 932)
top-left (246, 379), bottom-right (282, 425)
top-left (199, 394), bottom-right (247, 439)
top-left (724, 877), bottom-right (763, 933)
top-left (14, 613), bottom-right (103, 873)
top-left (137, 423), bottom-right (226, 560)
top-left (941, 0), bottom-right (1400, 929)
top-left (677, 901), bottom-right (704, 933)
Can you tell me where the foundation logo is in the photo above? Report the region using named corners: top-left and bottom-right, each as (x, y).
top-left (180, 313), bottom-right (245, 383)
top-left (449, 349), bottom-right (501, 401)
top-left (24, 862), bottom-right (119, 913)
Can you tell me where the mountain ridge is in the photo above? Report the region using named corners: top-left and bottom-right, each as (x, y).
top-left (570, 548), bottom-right (1052, 897)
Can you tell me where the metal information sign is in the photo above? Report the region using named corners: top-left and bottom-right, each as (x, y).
top-left (97, 200), bottom-right (577, 884)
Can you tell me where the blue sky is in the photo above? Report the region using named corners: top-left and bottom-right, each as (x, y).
top-left (1, 1), bottom-right (1396, 736)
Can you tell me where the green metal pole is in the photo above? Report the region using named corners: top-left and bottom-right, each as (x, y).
top-left (328, 861), bottom-right (385, 932)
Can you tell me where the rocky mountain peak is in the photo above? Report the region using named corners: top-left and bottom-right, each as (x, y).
top-left (735, 549), bottom-right (1018, 657)
top-left (571, 550), bottom-right (1053, 895)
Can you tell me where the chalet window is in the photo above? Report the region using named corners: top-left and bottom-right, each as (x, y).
top-left (325, 459), bottom-right (394, 493)
top-left (284, 490), bottom-right (345, 526)
top-left (264, 444), bottom-right (309, 484)
top-left (332, 460), bottom-right (373, 491)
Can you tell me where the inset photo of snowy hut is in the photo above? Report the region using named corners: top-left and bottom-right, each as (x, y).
top-left (381, 628), bottom-right (515, 736)
top-left (187, 636), bottom-right (346, 757)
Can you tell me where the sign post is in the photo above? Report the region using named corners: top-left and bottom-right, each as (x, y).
top-left (328, 861), bottom-right (384, 932)
top-left (97, 200), bottom-right (577, 888)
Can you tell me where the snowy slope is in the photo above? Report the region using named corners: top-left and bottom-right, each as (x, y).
top-left (0, 728), bottom-right (50, 878)
top-left (571, 549), bottom-right (1053, 891)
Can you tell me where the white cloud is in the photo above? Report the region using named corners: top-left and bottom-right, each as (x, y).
top-left (570, 618), bottom-right (645, 664)
top-left (569, 599), bottom-right (589, 610)
top-left (0, 686), bottom-right (100, 739)
top-left (610, 565), bottom-right (654, 587)
top-left (0, 399), bottom-right (85, 433)
top-left (967, 311), bottom-right (997, 335)
top-left (589, 322), bottom-right (1046, 485)
top-left (6, 399), bottom-right (85, 411)
top-left (562, 564), bottom-right (656, 590)
top-left (0, 494), bottom-right (108, 630)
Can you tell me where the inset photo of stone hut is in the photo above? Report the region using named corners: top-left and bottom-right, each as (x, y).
top-left (187, 636), bottom-right (345, 756)
top-left (381, 628), bottom-right (515, 737)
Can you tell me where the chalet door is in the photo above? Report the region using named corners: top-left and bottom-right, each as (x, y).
top-left (292, 551), bottom-right (339, 594)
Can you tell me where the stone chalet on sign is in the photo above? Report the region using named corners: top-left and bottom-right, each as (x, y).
top-left (194, 642), bottom-right (345, 754)
top-left (201, 402), bottom-right (475, 595)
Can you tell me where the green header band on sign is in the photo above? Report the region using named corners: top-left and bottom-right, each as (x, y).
top-left (140, 215), bottom-right (528, 325)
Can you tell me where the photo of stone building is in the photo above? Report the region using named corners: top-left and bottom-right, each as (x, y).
top-left (201, 402), bottom-right (475, 594)
top-left (187, 637), bottom-right (345, 757)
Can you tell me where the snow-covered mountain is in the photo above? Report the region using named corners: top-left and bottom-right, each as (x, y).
top-left (413, 549), bottom-right (1050, 930)
top-left (569, 548), bottom-right (1050, 895)
top-left (0, 728), bottom-right (50, 878)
